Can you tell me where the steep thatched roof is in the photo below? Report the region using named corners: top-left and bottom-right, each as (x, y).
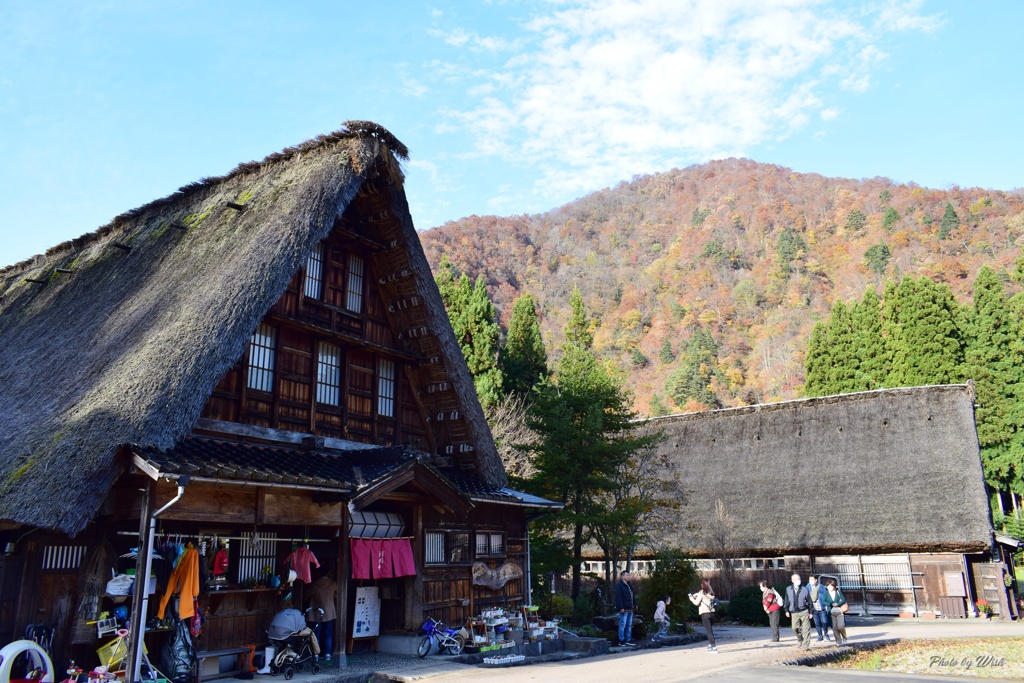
top-left (0, 121), bottom-right (503, 536)
top-left (647, 385), bottom-right (993, 556)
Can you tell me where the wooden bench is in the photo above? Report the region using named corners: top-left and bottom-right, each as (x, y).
top-left (194, 646), bottom-right (253, 683)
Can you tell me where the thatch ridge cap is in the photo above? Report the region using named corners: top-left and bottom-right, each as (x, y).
top-left (640, 384), bottom-right (972, 426)
top-left (0, 121), bottom-right (407, 277)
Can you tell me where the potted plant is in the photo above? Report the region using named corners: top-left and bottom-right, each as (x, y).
top-left (975, 599), bottom-right (993, 618)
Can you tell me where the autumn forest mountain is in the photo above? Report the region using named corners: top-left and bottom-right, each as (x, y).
top-left (420, 158), bottom-right (1024, 415)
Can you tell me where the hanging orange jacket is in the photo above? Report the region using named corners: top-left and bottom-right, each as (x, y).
top-left (158, 545), bottom-right (200, 619)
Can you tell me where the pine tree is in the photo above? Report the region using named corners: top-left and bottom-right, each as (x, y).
top-left (964, 267), bottom-right (1024, 490)
top-left (886, 277), bottom-right (965, 387)
top-left (524, 292), bottom-right (658, 599)
top-left (649, 393), bottom-right (669, 417)
top-left (882, 206), bottom-right (901, 233)
top-left (659, 339), bottom-right (675, 364)
top-left (565, 286), bottom-right (593, 349)
top-left (461, 275), bottom-right (504, 409)
top-left (825, 301), bottom-right (859, 393)
top-left (864, 243), bottom-right (891, 276)
top-left (939, 202), bottom-right (960, 240)
top-left (434, 259), bottom-right (503, 409)
top-left (803, 321), bottom-right (831, 397)
top-left (664, 326), bottom-right (720, 407)
top-left (845, 209), bottom-right (867, 234)
top-left (852, 287), bottom-right (887, 390)
top-left (500, 293), bottom-right (548, 396)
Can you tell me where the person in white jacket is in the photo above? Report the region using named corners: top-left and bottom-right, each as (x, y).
top-left (689, 579), bottom-right (718, 653)
top-left (652, 595), bottom-right (671, 639)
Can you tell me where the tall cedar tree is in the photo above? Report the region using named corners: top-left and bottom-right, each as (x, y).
top-left (825, 300), bottom-right (859, 393)
top-left (524, 286), bottom-right (658, 599)
top-left (803, 322), bottom-right (831, 397)
top-left (965, 267), bottom-right (1024, 492)
top-left (434, 256), bottom-right (503, 409)
top-left (852, 288), bottom-right (888, 390)
top-left (500, 293), bottom-right (548, 396)
top-left (885, 277), bottom-right (965, 387)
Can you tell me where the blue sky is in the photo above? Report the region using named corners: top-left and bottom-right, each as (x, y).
top-left (2, 1), bottom-right (1022, 267)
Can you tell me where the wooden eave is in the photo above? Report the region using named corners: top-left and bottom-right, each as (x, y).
top-left (349, 461), bottom-right (472, 515)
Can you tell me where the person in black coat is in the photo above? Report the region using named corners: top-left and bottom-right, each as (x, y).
top-left (614, 571), bottom-right (637, 645)
top-left (784, 573), bottom-right (813, 650)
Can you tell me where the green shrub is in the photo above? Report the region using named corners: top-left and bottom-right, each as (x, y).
top-left (552, 593), bottom-right (574, 618)
top-left (728, 585), bottom-right (768, 625)
top-left (636, 548), bottom-right (700, 624)
top-left (572, 592), bottom-right (596, 626)
top-left (727, 584), bottom-right (788, 626)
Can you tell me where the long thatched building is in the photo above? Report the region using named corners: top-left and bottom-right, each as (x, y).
top-left (590, 385), bottom-right (1019, 619)
top-left (0, 122), bottom-right (558, 672)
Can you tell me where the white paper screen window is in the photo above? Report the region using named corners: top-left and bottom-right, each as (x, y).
top-left (304, 243), bottom-right (324, 300)
top-left (425, 531), bottom-right (445, 565)
top-left (346, 254), bottom-right (364, 312)
top-left (247, 323), bottom-right (277, 392)
top-left (378, 358), bottom-right (395, 417)
top-left (317, 343), bottom-right (342, 405)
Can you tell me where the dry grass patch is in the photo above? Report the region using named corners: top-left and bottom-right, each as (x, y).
top-left (824, 637), bottom-right (1024, 678)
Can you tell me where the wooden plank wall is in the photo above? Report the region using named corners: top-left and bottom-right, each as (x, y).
top-left (419, 503), bottom-right (528, 629)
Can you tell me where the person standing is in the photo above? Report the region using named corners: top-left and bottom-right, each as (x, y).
top-left (759, 580), bottom-right (784, 643)
top-left (689, 579), bottom-right (718, 653)
top-left (306, 567), bottom-right (338, 660)
top-left (615, 571), bottom-right (637, 645)
top-left (784, 573), bottom-right (813, 650)
top-left (821, 578), bottom-right (849, 645)
top-left (807, 575), bottom-right (831, 642)
top-left (652, 595), bottom-right (671, 640)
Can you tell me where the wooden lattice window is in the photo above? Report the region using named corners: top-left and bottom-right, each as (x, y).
top-left (41, 545), bottom-right (86, 570)
top-left (317, 343), bottom-right (342, 406)
top-left (377, 359), bottom-right (395, 417)
top-left (247, 323), bottom-right (277, 392)
top-left (425, 531), bottom-right (470, 566)
top-left (475, 532), bottom-right (505, 559)
top-left (237, 532), bottom-right (278, 583)
top-left (346, 254), bottom-right (364, 313)
top-left (304, 243), bottom-right (324, 300)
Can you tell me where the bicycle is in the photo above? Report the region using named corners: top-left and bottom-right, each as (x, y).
top-left (416, 617), bottom-right (465, 657)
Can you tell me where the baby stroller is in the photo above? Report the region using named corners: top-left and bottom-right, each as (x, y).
top-left (267, 608), bottom-right (323, 679)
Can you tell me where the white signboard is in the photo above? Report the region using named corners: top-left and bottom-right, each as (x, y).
top-left (352, 586), bottom-right (381, 639)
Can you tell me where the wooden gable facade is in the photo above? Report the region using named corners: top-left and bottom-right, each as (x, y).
top-left (200, 214), bottom-right (432, 451)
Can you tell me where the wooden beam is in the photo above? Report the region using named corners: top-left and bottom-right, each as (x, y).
top-left (226, 202), bottom-right (245, 212)
top-left (111, 242), bottom-right (132, 251)
top-left (265, 312), bottom-right (424, 363)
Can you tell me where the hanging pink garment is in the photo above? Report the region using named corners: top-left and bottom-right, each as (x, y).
top-left (350, 539), bottom-right (373, 580)
top-left (372, 539), bottom-right (394, 579)
top-left (285, 546), bottom-right (320, 584)
top-left (391, 539), bottom-right (416, 577)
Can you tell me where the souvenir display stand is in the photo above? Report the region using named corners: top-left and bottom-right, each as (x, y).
top-left (464, 606), bottom-right (559, 654)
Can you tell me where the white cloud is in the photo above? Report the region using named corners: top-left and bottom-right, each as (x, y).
top-left (434, 0), bottom-right (940, 199)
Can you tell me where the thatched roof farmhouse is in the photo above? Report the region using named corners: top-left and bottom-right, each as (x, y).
top-left (583, 385), bottom-right (1018, 618)
top-left (0, 122), bottom-right (504, 536)
top-left (0, 123), bottom-right (557, 664)
top-left (649, 384), bottom-right (993, 556)
top-left (598, 384), bottom-right (1018, 619)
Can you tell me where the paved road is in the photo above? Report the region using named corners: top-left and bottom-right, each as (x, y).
top-left (379, 620), bottom-right (1024, 683)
